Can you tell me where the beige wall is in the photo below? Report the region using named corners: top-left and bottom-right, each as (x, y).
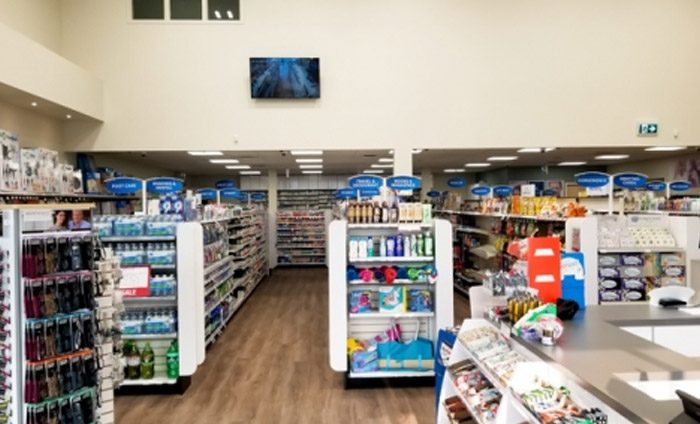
top-left (86, 154), bottom-right (177, 179)
top-left (60, 0), bottom-right (700, 153)
top-left (0, 100), bottom-right (68, 160)
top-left (0, 0), bottom-right (61, 52)
top-left (608, 151), bottom-right (700, 183)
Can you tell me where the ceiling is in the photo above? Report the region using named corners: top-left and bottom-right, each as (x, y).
top-left (87, 146), bottom-right (697, 177)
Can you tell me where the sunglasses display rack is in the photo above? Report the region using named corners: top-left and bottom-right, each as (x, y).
top-left (328, 218), bottom-right (453, 382)
top-left (98, 217), bottom-right (204, 393)
top-left (275, 210), bottom-right (329, 266)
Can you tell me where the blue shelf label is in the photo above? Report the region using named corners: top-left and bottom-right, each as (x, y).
top-left (387, 175), bottom-right (421, 190)
top-left (349, 175), bottom-right (384, 189)
top-left (426, 190), bottom-right (441, 198)
top-left (670, 181), bottom-right (691, 192)
top-left (471, 186), bottom-right (491, 196)
top-left (197, 188), bottom-right (217, 200)
top-left (575, 171), bottom-right (610, 188)
top-left (250, 192), bottom-right (266, 201)
top-left (646, 181), bottom-right (667, 192)
top-left (493, 185), bottom-right (513, 197)
top-left (104, 177), bottom-right (143, 195)
top-left (447, 177), bottom-right (466, 188)
top-left (146, 177), bottom-right (183, 194)
top-left (220, 188), bottom-right (242, 199)
top-left (613, 173), bottom-right (647, 189)
top-left (215, 179), bottom-right (236, 189)
top-left (359, 188), bottom-right (380, 197)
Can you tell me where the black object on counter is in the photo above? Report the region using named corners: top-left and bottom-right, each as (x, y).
top-left (556, 298), bottom-right (580, 321)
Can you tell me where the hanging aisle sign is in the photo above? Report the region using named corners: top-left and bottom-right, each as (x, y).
top-left (493, 185), bottom-right (513, 197)
top-left (104, 177), bottom-right (143, 195)
top-left (348, 175), bottom-right (384, 189)
top-left (335, 188), bottom-right (356, 199)
top-left (146, 177), bottom-right (184, 194)
top-left (426, 190), bottom-right (441, 198)
top-left (220, 188), bottom-right (242, 199)
top-left (359, 188), bottom-right (380, 197)
top-left (215, 180), bottom-right (236, 189)
top-left (575, 172), bottom-right (610, 188)
top-left (250, 192), bottom-right (267, 201)
top-left (670, 181), bottom-right (691, 192)
top-left (646, 182), bottom-right (667, 192)
top-left (471, 186), bottom-right (491, 196)
top-left (197, 188), bottom-right (217, 201)
top-left (386, 175), bottom-right (421, 190)
top-left (447, 177), bottom-right (467, 188)
top-left (613, 173), bottom-right (647, 189)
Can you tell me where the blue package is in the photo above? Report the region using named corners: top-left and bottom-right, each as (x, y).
top-left (408, 289), bottom-right (432, 312)
top-left (386, 236), bottom-right (396, 257)
top-left (349, 290), bottom-right (373, 313)
top-left (396, 235), bottom-right (404, 257)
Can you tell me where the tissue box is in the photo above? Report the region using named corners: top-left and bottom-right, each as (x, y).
top-left (660, 253), bottom-right (685, 267)
top-left (20, 148), bottom-right (42, 193)
top-left (598, 254), bottom-right (619, 267)
top-left (660, 276), bottom-right (686, 287)
top-left (620, 254), bottom-right (644, 266)
top-left (620, 266), bottom-right (644, 279)
top-left (622, 278), bottom-right (645, 291)
top-left (662, 266), bottom-right (685, 278)
top-left (599, 277), bottom-right (622, 290)
top-left (599, 289), bottom-right (622, 302)
top-left (599, 267), bottom-right (620, 279)
top-left (623, 288), bottom-right (646, 302)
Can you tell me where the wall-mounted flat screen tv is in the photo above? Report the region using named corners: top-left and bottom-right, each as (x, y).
top-left (250, 57), bottom-right (320, 99)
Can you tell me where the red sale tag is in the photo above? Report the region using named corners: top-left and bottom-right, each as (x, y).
top-left (119, 266), bottom-right (151, 297)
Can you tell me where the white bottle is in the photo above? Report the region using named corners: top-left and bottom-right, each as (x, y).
top-left (358, 238), bottom-right (368, 259)
top-left (349, 238), bottom-right (359, 261)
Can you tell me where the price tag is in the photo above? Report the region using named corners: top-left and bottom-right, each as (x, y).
top-left (119, 266), bottom-right (151, 297)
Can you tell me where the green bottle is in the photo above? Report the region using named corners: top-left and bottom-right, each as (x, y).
top-left (166, 340), bottom-right (179, 379)
top-left (140, 342), bottom-right (155, 379)
top-left (124, 341), bottom-right (141, 380)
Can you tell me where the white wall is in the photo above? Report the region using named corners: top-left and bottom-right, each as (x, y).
top-left (60, 0), bottom-right (700, 153)
top-left (0, 100), bottom-right (67, 159)
top-left (0, 0), bottom-right (61, 52)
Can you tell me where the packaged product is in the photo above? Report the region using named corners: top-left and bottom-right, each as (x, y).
top-left (623, 288), bottom-right (645, 302)
top-left (599, 289), bottom-right (622, 302)
top-left (619, 266), bottom-right (644, 279)
top-left (378, 286), bottom-right (406, 313)
top-left (620, 253), bottom-right (644, 266)
top-left (660, 276), bottom-right (686, 287)
top-left (598, 267), bottom-right (620, 279)
top-left (0, 130), bottom-right (21, 191)
top-left (407, 289), bottom-right (432, 312)
top-left (599, 278), bottom-right (621, 290)
top-left (660, 253), bottom-right (685, 267)
top-left (622, 278), bottom-right (645, 291)
top-left (20, 148), bottom-right (42, 193)
top-left (598, 254), bottom-right (619, 267)
top-left (349, 289), bottom-right (375, 313)
top-left (662, 265), bottom-right (685, 278)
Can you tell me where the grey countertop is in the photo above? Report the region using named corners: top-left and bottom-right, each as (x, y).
top-left (511, 304), bottom-right (700, 423)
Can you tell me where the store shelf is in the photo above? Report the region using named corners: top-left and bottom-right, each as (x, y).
top-left (201, 217), bottom-right (234, 225)
top-left (122, 296), bottom-right (177, 305)
top-left (122, 333), bottom-right (178, 340)
top-left (204, 268), bottom-right (236, 296)
top-left (150, 265), bottom-right (177, 272)
top-left (205, 278), bottom-right (247, 315)
top-left (348, 279), bottom-right (431, 286)
top-left (204, 256), bottom-right (233, 275)
top-left (120, 377), bottom-right (178, 386)
top-left (101, 235), bottom-right (176, 242)
top-left (348, 256), bottom-right (434, 264)
top-left (348, 370), bottom-right (435, 378)
top-left (347, 223), bottom-right (432, 230)
top-left (435, 209), bottom-right (567, 223)
top-left (0, 191), bottom-right (138, 201)
top-left (598, 247), bottom-right (684, 253)
top-left (455, 226), bottom-right (491, 237)
top-left (445, 371), bottom-right (491, 424)
top-left (349, 312), bottom-right (434, 319)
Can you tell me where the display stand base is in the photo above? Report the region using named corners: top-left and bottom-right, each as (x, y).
top-left (343, 373), bottom-right (434, 390)
top-left (116, 376), bottom-right (192, 395)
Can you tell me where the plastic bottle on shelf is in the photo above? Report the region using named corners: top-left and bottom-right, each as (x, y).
top-left (396, 234), bottom-right (404, 257)
top-left (373, 202), bottom-right (381, 223)
top-left (386, 236), bottom-right (396, 257)
top-left (140, 343), bottom-right (155, 379)
top-left (379, 235), bottom-right (387, 257)
top-left (410, 234), bottom-right (418, 256)
top-left (125, 341), bottom-right (141, 380)
top-left (166, 340), bottom-right (179, 379)
top-left (424, 232), bottom-right (434, 256)
top-left (381, 202), bottom-right (389, 223)
top-left (367, 236), bottom-right (374, 257)
top-left (416, 233), bottom-right (424, 256)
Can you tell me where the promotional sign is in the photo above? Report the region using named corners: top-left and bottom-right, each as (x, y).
top-left (670, 181), bottom-right (691, 192)
top-left (426, 190), bottom-right (441, 198)
top-left (575, 172), bottom-right (610, 188)
top-left (386, 175), bottom-right (421, 190)
top-left (119, 266), bottom-right (151, 297)
top-left (197, 188), bottom-right (217, 200)
top-left (104, 177), bottom-right (143, 195)
top-left (447, 177), bottom-right (466, 188)
top-left (348, 175), bottom-right (384, 189)
top-left (220, 188), bottom-right (242, 199)
top-left (613, 173), bottom-right (647, 189)
top-left (146, 177), bottom-right (184, 194)
top-left (215, 179), bottom-right (236, 189)
top-left (646, 181), bottom-right (667, 192)
top-left (250, 192), bottom-right (267, 201)
top-left (471, 186), bottom-right (491, 196)
top-left (521, 184), bottom-right (536, 197)
top-left (335, 188), bottom-right (357, 199)
top-left (493, 185), bottom-right (513, 197)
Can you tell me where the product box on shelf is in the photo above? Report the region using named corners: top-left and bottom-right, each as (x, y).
top-left (20, 148), bottom-right (42, 193)
top-left (598, 254), bottom-right (619, 267)
top-left (0, 129), bottom-right (21, 191)
top-left (38, 148), bottom-right (60, 193)
top-left (599, 289), bottom-right (622, 302)
top-left (379, 286), bottom-right (406, 313)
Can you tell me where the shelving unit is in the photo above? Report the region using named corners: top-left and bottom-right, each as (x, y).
top-left (277, 189), bottom-right (335, 209)
top-left (276, 210), bottom-right (329, 266)
top-left (328, 218), bottom-right (453, 382)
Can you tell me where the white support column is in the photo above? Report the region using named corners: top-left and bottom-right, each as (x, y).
top-left (393, 147), bottom-right (413, 176)
top-left (267, 170), bottom-right (278, 269)
top-left (420, 170), bottom-right (434, 200)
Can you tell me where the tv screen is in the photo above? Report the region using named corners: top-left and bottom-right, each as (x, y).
top-left (250, 57), bottom-right (320, 99)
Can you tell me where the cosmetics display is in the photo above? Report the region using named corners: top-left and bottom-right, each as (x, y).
top-left (345, 200), bottom-right (431, 224)
top-left (277, 189), bottom-right (335, 210)
top-left (276, 210), bottom-right (327, 266)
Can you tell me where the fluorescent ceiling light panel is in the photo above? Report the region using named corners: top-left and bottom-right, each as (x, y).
top-left (371, 164), bottom-right (393, 168)
top-left (517, 148), bottom-right (543, 153)
top-left (644, 146), bottom-right (687, 152)
top-left (544, 147), bottom-right (557, 152)
top-left (290, 150), bottom-right (323, 156)
top-left (412, 149), bottom-right (423, 154)
top-left (378, 158), bottom-right (394, 163)
top-left (558, 161), bottom-right (587, 166)
top-left (487, 156), bottom-right (518, 161)
top-left (465, 163), bottom-right (491, 167)
top-left (363, 169), bottom-right (383, 174)
top-left (226, 10), bottom-right (234, 19)
top-left (299, 164), bottom-right (323, 169)
top-left (295, 158), bottom-right (323, 163)
top-left (595, 154), bottom-right (629, 160)
top-left (239, 170), bottom-right (261, 175)
top-left (302, 170), bottom-right (323, 174)
top-left (209, 159), bottom-right (239, 164)
top-left (188, 151), bottom-right (223, 156)
top-left (444, 169), bottom-right (466, 173)
top-left (225, 165), bottom-right (251, 170)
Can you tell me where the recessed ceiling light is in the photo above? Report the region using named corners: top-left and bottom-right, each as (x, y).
top-left (444, 169), bottom-right (466, 173)
top-left (389, 149), bottom-right (395, 154)
top-left (558, 161), bottom-right (587, 166)
top-left (595, 154), bottom-right (629, 160)
top-left (65, 114), bottom-right (72, 119)
top-left (487, 156), bottom-right (518, 161)
top-left (226, 10), bottom-right (234, 19)
top-left (363, 169), bottom-right (383, 174)
top-left (378, 158), bottom-right (394, 163)
top-left (290, 150), bottom-right (323, 155)
top-left (412, 149), bottom-right (423, 154)
top-left (544, 147), bottom-right (557, 152)
top-left (371, 164), bottom-right (393, 168)
top-left (188, 151), bottom-right (223, 156)
top-left (295, 158), bottom-right (323, 163)
top-left (30, 102), bottom-right (37, 107)
top-left (209, 159), bottom-right (239, 164)
top-left (302, 170), bottom-right (322, 175)
top-left (517, 148), bottom-right (543, 153)
top-left (239, 170), bottom-right (261, 175)
top-left (214, 10), bottom-right (222, 19)
top-left (299, 164), bottom-right (323, 169)
top-left (465, 163), bottom-right (491, 168)
top-left (644, 146), bottom-right (687, 152)
top-left (225, 165), bottom-right (251, 170)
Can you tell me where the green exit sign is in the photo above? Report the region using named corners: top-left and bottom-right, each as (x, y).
top-left (638, 122), bottom-right (659, 136)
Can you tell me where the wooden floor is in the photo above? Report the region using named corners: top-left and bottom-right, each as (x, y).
top-left (115, 268), bottom-right (471, 424)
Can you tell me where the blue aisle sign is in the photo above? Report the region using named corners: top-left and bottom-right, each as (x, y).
top-left (215, 180), bottom-right (236, 189)
top-left (426, 190), bottom-right (441, 198)
top-left (104, 177), bottom-right (143, 195)
top-left (220, 188), bottom-right (242, 199)
top-left (493, 185), bottom-right (513, 197)
top-left (670, 181), bottom-right (691, 192)
top-left (359, 188), bottom-right (380, 197)
top-left (197, 188), bottom-right (217, 200)
top-left (447, 177), bottom-right (466, 188)
top-left (336, 188), bottom-right (357, 199)
top-left (147, 177), bottom-right (184, 194)
top-left (386, 175), bottom-right (421, 190)
top-left (613, 173), bottom-right (647, 189)
top-left (575, 172), bottom-right (610, 188)
top-left (646, 181), bottom-right (667, 192)
top-left (471, 186), bottom-right (491, 196)
top-left (349, 175), bottom-right (384, 189)
top-left (250, 192), bottom-right (267, 201)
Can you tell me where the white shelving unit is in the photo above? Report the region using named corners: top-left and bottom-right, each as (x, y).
top-left (276, 210), bottom-right (330, 266)
top-left (328, 218), bottom-right (454, 379)
top-left (277, 189), bottom-right (335, 209)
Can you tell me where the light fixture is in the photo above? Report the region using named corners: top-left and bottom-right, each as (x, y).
top-left (363, 169), bottom-right (383, 174)
top-left (371, 164), bottom-right (393, 168)
top-left (214, 10), bottom-right (221, 19)
top-left (225, 165), bottom-right (251, 170)
top-left (295, 158), bottom-right (323, 163)
top-left (65, 114), bottom-right (72, 119)
top-left (299, 164), bottom-right (323, 169)
top-left (595, 154), bottom-right (629, 160)
top-left (487, 156), bottom-right (518, 161)
top-left (226, 10), bottom-right (234, 19)
top-left (302, 170), bottom-right (322, 175)
top-left (544, 147), bottom-right (557, 152)
top-left (290, 150), bottom-right (323, 156)
top-left (558, 161), bottom-right (587, 166)
top-left (517, 148), bottom-right (543, 153)
top-left (188, 151), bottom-right (223, 156)
top-left (209, 159), bottom-right (239, 164)
top-left (412, 149), bottom-right (423, 154)
top-left (239, 170), bottom-right (261, 175)
top-left (30, 102), bottom-right (37, 107)
top-left (465, 163), bottom-right (491, 168)
top-left (644, 146), bottom-right (687, 152)
top-left (444, 169), bottom-right (466, 173)
top-left (389, 149), bottom-right (395, 154)
top-left (378, 158), bottom-right (393, 163)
